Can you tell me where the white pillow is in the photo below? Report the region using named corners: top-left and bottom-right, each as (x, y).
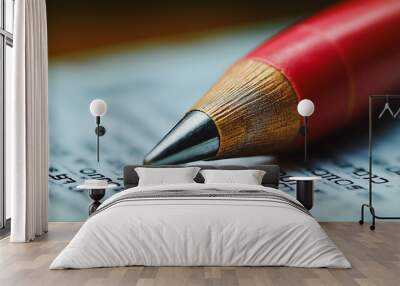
top-left (200, 169), bottom-right (266, 185)
top-left (135, 167), bottom-right (201, 186)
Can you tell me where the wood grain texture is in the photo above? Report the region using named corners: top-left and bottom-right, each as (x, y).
top-left (191, 59), bottom-right (300, 159)
top-left (1, 222), bottom-right (400, 286)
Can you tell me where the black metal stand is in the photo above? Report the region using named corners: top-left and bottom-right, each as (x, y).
top-left (94, 116), bottom-right (106, 162)
top-left (359, 95), bottom-right (400, 230)
top-left (304, 116), bottom-right (309, 162)
top-left (296, 180), bottom-right (314, 210)
top-left (88, 189), bottom-right (105, 215)
top-left (299, 116), bottom-right (309, 162)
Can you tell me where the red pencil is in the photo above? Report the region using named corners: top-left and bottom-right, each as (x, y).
top-left (144, 0), bottom-right (400, 165)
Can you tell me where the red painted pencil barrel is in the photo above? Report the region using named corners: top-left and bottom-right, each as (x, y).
top-left (246, 0), bottom-right (400, 141)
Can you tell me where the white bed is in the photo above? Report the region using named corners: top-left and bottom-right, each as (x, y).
top-left (50, 183), bottom-right (350, 269)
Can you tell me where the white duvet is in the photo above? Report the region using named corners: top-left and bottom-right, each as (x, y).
top-left (50, 183), bottom-right (350, 269)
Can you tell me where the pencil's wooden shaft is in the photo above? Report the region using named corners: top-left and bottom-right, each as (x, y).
top-left (191, 59), bottom-right (299, 159)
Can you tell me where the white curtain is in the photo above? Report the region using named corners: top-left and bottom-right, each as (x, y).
top-left (8, 0), bottom-right (48, 242)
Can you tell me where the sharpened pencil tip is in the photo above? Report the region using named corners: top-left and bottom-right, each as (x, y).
top-left (143, 111), bottom-right (220, 165)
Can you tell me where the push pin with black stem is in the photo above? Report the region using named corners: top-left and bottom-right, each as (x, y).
top-left (297, 99), bottom-right (315, 163)
top-left (89, 99), bottom-right (107, 162)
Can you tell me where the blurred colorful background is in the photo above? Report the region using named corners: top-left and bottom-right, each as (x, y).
top-left (46, 0), bottom-right (400, 222)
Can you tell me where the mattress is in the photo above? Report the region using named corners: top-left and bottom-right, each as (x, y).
top-left (50, 183), bottom-right (351, 269)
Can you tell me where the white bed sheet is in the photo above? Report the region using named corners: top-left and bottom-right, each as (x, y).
top-left (50, 183), bottom-right (350, 269)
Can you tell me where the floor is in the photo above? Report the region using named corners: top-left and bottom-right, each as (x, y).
top-left (0, 222), bottom-right (399, 286)
top-left (0, 219), bottom-right (10, 239)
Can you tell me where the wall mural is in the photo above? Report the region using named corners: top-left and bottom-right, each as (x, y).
top-left (48, 9), bottom-right (400, 222)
